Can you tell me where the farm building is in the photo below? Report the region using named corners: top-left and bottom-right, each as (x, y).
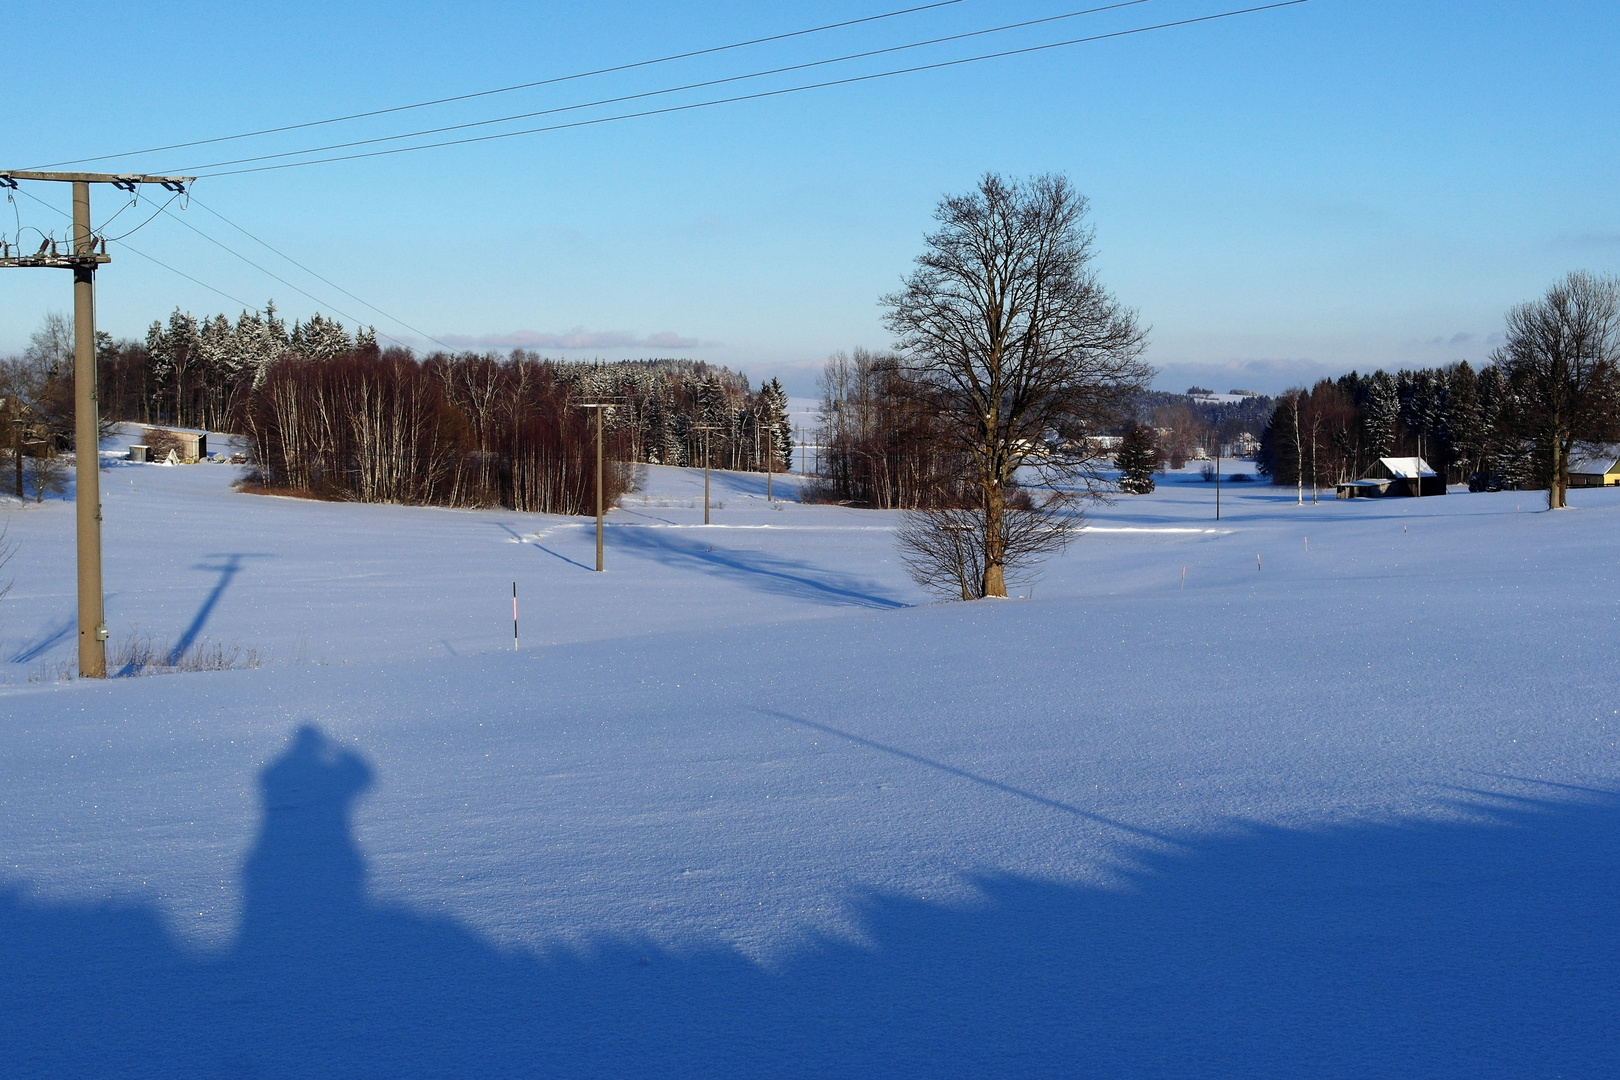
top-left (1337, 457), bottom-right (1445, 498)
top-left (1568, 446), bottom-right (1620, 487)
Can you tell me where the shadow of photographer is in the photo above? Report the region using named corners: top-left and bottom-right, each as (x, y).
top-left (2, 724), bottom-right (1616, 1078)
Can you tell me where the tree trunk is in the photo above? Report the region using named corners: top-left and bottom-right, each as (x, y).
top-left (982, 481), bottom-right (1007, 597)
top-left (1551, 439), bottom-right (1569, 509)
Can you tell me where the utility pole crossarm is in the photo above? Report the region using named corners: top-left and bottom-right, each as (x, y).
top-left (1, 170), bottom-right (192, 270)
top-left (0, 249), bottom-right (111, 270)
top-left (1, 170), bottom-right (194, 187)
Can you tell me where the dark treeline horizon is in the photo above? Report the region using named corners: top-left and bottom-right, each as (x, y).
top-left (1258, 361), bottom-right (1548, 492)
top-left (7, 304), bottom-right (792, 514)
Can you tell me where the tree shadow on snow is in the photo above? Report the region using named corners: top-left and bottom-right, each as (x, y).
top-left (612, 526), bottom-right (907, 609)
top-left (1, 725), bottom-right (1615, 1078)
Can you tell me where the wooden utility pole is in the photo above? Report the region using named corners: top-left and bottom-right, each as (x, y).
top-left (576, 402), bottom-right (615, 571)
top-left (690, 424), bottom-right (719, 524)
top-left (1, 170), bottom-right (192, 678)
top-left (1416, 435), bottom-right (1424, 499)
top-left (763, 417), bottom-right (773, 503)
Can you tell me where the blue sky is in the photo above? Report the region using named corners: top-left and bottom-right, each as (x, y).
top-left (4, 1), bottom-right (1617, 395)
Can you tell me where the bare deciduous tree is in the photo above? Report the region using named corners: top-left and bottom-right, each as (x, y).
top-left (882, 173), bottom-right (1149, 598)
top-left (1495, 271), bottom-right (1620, 509)
top-left (895, 495), bottom-right (1067, 600)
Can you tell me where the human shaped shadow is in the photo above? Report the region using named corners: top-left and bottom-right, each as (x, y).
top-left (237, 725), bottom-right (374, 953)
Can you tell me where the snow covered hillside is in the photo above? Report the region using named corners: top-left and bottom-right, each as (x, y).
top-left (1, 445), bottom-right (1616, 1078)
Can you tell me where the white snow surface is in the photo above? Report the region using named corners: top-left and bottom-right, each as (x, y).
top-left (1, 444), bottom-right (1616, 1077)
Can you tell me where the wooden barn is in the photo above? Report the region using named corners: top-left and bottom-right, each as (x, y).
top-left (1337, 457), bottom-right (1444, 498)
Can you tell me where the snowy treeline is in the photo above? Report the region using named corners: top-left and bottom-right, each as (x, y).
top-left (542, 356), bottom-right (791, 473)
top-left (1261, 272), bottom-right (1620, 498)
top-left (102, 304), bottom-right (793, 471)
top-left (245, 349), bottom-right (792, 512)
top-left (52, 302), bottom-right (796, 513)
top-left (103, 304), bottom-right (375, 432)
top-left (1259, 364), bottom-right (1536, 490)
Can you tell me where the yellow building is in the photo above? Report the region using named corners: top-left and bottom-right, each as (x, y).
top-left (1568, 446), bottom-right (1620, 487)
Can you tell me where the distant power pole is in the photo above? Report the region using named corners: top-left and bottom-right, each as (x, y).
top-left (761, 411), bottom-right (774, 503)
top-left (691, 424), bottom-right (719, 524)
top-left (1, 170), bottom-right (193, 678)
top-left (576, 402), bottom-right (617, 571)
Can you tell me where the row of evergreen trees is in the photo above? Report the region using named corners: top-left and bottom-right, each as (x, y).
top-left (105, 304), bottom-right (371, 433)
top-left (1257, 363), bottom-right (1540, 491)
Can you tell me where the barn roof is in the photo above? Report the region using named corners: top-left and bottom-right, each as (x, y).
top-left (1568, 445), bottom-right (1620, 475)
top-left (1377, 457), bottom-right (1435, 479)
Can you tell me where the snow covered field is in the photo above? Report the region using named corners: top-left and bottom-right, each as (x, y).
top-left (2, 440), bottom-right (1616, 1078)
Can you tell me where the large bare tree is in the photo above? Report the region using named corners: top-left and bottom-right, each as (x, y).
top-left (1495, 271), bottom-right (1620, 509)
top-left (882, 173), bottom-right (1149, 597)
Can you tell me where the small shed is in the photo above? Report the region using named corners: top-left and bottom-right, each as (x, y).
top-left (1337, 457), bottom-right (1444, 498)
top-left (176, 431), bottom-right (207, 462)
top-left (1568, 445), bottom-right (1620, 487)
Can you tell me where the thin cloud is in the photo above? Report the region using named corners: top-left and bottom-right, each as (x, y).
top-left (438, 327), bottom-right (701, 350)
top-left (1557, 232), bottom-right (1620, 248)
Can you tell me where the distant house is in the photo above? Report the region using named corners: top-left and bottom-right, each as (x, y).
top-left (1228, 432), bottom-right (1261, 459)
top-left (1337, 457), bottom-right (1445, 498)
top-left (1568, 446), bottom-right (1620, 487)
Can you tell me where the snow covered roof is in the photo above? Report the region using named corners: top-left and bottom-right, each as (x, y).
top-left (1568, 445), bottom-right (1620, 475)
top-left (1376, 457), bottom-right (1435, 479)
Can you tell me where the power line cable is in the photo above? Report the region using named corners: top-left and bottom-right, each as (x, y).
top-left (9, 184), bottom-right (255, 309)
top-left (12, 176), bottom-right (447, 353)
top-left (152, 203), bottom-right (422, 352)
top-left (188, 1), bottom-right (1314, 179)
top-left (15, 183), bottom-right (443, 352)
top-left (91, 193), bottom-right (142, 234)
top-left (184, 194), bottom-right (460, 353)
top-left (27, 0), bottom-right (972, 170)
top-left (176, 0), bottom-right (1156, 174)
top-left (100, 192), bottom-right (184, 243)
top-left (118, 244), bottom-right (257, 311)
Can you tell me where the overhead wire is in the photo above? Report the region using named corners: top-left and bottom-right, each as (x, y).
top-left (118, 245), bottom-right (258, 311)
top-left (10, 182), bottom-right (255, 309)
top-left (7, 0), bottom-right (1316, 355)
top-left (174, 0), bottom-right (1157, 175)
top-left (27, 0), bottom-right (973, 170)
top-left (152, 203), bottom-right (423, 352)
top-left (100, 192), bottom-right (184, 243)
top-left (9, 183), bottom-right (426, 352)
top-left (186, 1), bottom-right (1315, 179)
top-left (184, 194), bottom-right (460, 353)
top-left (91, 193), bottom-right (141, 234)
